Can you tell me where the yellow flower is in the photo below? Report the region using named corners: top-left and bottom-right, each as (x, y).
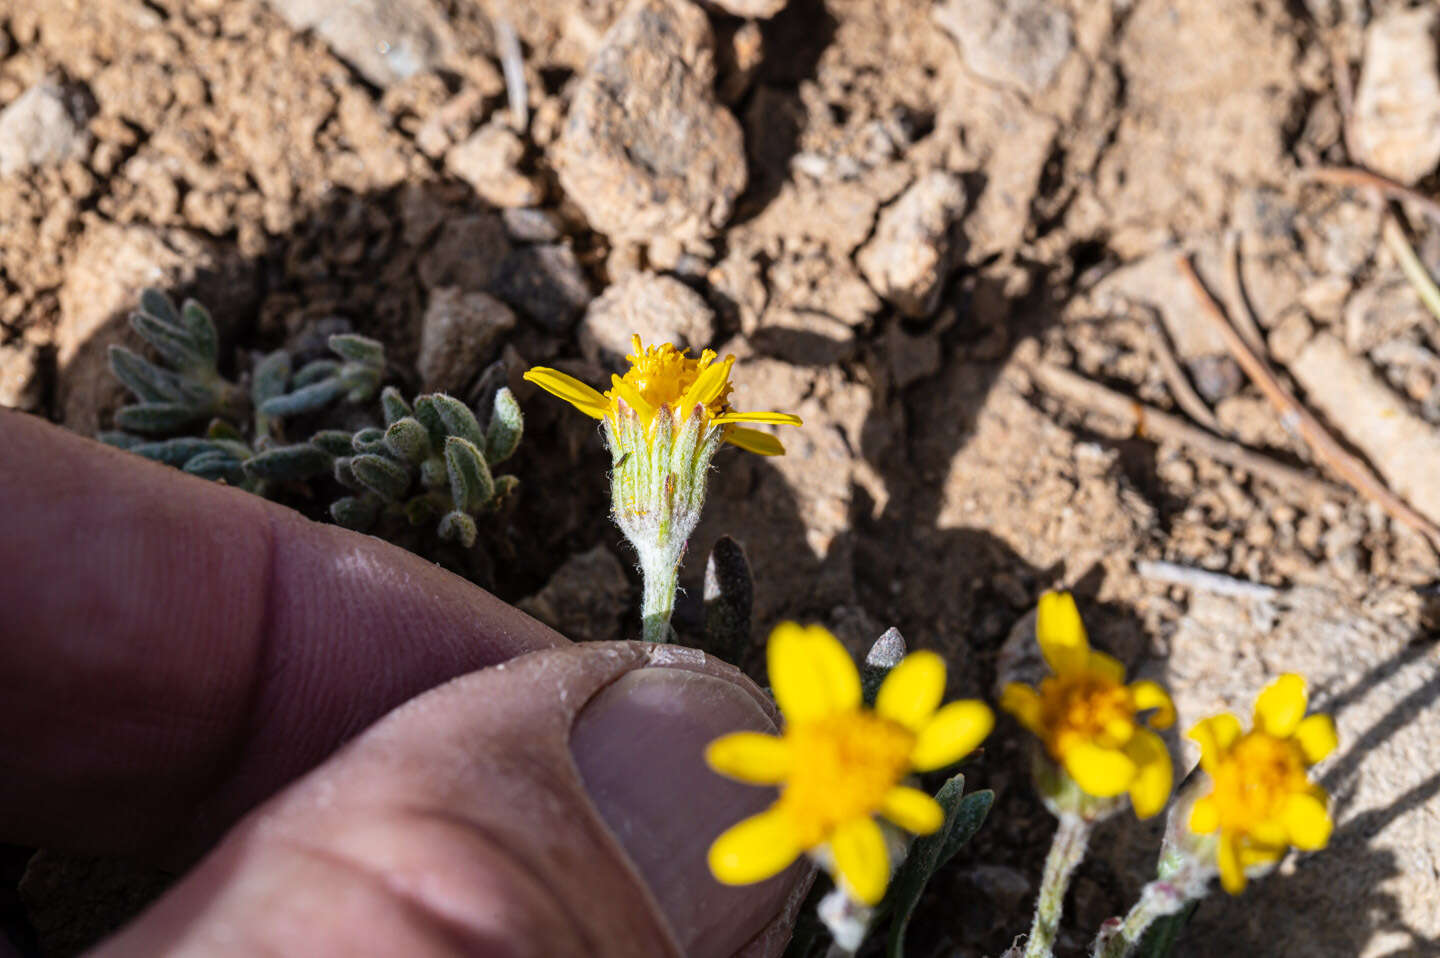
top-left (523, 335), bottom-right (801, 455)
top-left (1186, 674), bottom-right (1336, 894)
top-left (705, 623), bottom-right (994, 905)
top-left (1000, 592), bottom-right (1176, 818)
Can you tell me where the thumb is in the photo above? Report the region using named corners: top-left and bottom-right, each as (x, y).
top-left (92, 642), bottom-right (808, 958)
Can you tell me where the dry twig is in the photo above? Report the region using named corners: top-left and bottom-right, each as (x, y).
top-left (1176, 254), bottom-right (1440, 550)
top-left (1135, 303), bottom-right (1222, 431)
top-left (496, 19), bottom-right (528, 130)
top-left (1300, 166), bottom-right (1440, 224)
top-left (1222, 230), bottom-right (1267, 357)
top-left (1024, 360), bottom-right (1338, 500)
top-left (1135, 559), bottom-right (1283, 602)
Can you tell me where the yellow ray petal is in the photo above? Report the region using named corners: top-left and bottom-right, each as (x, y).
top-left (724, 426), bottom-right (786, 456)
top-left (1129, 680), bottom-right (1177, 729)
top-left (875, 650), bottom-right (946, 731)
top-left (1253, 673), bottom-right (1308, 738)
top-left (1294, 714), bottom-right (1338, 765)
top-left (705, 732), bottom-right (792, 784)
top-left (999, 683), bottom-right (1045, 737)
top-left (1187, 714), bottom-right (1243, 772)
top-left (684, 354), bottom-right (734, 408)
top-left (880, 786), bottom-right (945, 835)
top-left (829, 817), bottom-right (890, 906)
top-left (1062, 741), bottom-right (1136, 798)
top-left (1282, 792), bottom-right (1332, 850)
top-left (1036, 591), bottom-right (1089, 675)
top-left (708, 808), bottom-right (804, 885)
top-left (1189, 795), bottom-right (1220, 834)
top-left (767, 623), bottom-right (861, 723)
top-left (1217, 832), bottom-right (1247, 894)
top-left (1087, 650), bottom-right (1126, 685)
top-left (1124, 727), bottom-right (1173, 818)
top-left (713, 410), bottom-right (804, 426)
top-left (911, 700), bottom-right (994, 771)
top-left (523, 367), bottom-right (608, 418)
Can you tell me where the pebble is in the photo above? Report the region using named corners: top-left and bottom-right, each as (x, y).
top-left (417, 288), bottom-right (517, 394)
top-left (489, 244), bottom-right (591, 333)
top-left (265, 0), bottom-right (454, 88)
top-left (445, 123), bottom-right (544, 208)
top-left (517, 546), bottom-right (632, 643)
top-left (856, 172), bottom-right (967, 318)
top-left (416, 213), bottom-right (511, 291)
top-left (1352, 7), bottom-right (1440, 185)
top-left (579, 273), bottom-right (715, 365)
top-left (934, 0), bottom-right (1073, 97)
top-left (0, 82), bottom-right (92, 177)
top-left (0, 340), bottom-right (41, 410)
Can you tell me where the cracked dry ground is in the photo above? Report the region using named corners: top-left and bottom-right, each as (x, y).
top-left (2, 0), bottom-right (1439, 955)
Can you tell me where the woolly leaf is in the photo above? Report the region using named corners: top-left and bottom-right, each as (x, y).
top-left (485, 387), bottom-right (524, 465)
top-left (129, 311), bottom-right (205, 372)
top-left (351, 426), bottom-right (388, 455)
top-left (292, 359), bottom-right (341, 388)
top-left (413, 395), bottom-right (448, 449)
top-left (429, 394), bottom-right (484, 447)
top-left (259, 377), bottom-right (348, 418)
top-left (114, 402), bottom-right (207, 435)
top-left (183, 450), bottom-right (247, 485)
top-left (311, 429), bottom-right (357, 457)
top-left (328, 333), bottom-right (385, 368)
top-left (244, 443), bottom-right (333, 481)
top-left (419, 456), bottom-right (448, 489)
top-left (437, 510), bottom-right (478, 548)
top-left (108, 345), bottom-right (184, 403)
top-left (385, 417), bottom-right (431, 463)
top-left (351, 453), bottom-right (411, 502)
top-left (330, 495), bottom-right (380, 531)
top-left (130, 436), bottom-right (225, 467)
top-left (180, 299), bottom-right (219, 366)
top-left (445, 435), bottom-right (494, 511)
top-left (380, 386), bottom-right (411, 426)
top-left (252, 351), bottom-right (292, 405)
top-left (98, 431), bottom-right (141, 450)
top-left (333, 456), bottom-right (361, 490)
top-left (139, 287), bottom-right (182, 327)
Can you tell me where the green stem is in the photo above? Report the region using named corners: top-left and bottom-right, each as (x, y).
top-left (1384, 215), bottom-right (1440, 325)
top-left (1091, 852), bottom-right (1205, 958)
top-left (1023, 814), bottom-right (1091, 958)
top-left (640, 552), bottom-right (679, 644)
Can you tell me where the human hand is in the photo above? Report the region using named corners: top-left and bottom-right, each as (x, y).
top-left (0, 410), bottom-right (805, 957)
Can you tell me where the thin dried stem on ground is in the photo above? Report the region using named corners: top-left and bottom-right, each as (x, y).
top-left (1176, 255), bottom-right (1440, 551)
top-left (1222, 230), bottom-right (1268, 358)
top-left (1023, 360), bottom-right (1339, 500)
top-left (1135, 560), bottom-right (1283, 603)
top-left (1299, 167), bottom-right (1440, 224)
top-left (1134, 302), bottom-right (1222, 432)
top-left (1381, 215), bottom-right (1440, 327)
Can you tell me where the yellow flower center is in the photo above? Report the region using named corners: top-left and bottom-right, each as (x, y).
top-left (1206, 732), bottom-right (1310, 833)
top-left (1042, 673), bottom-right (1135, 758)
top-left (776, 711), bottom-right (915, 848)
top-left (610, 339), bottom-right (732, 428)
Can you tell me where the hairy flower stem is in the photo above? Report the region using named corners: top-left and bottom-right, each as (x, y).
top-left (1091, 846), bottom-right (1209, 958)
top-left (1023, 814), bottom-right (1091, 958)
top-left (640, 552), bottom-right (680, 644)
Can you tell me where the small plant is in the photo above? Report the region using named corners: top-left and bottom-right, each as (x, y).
top-left (99, 288), bottom-right (521, 567)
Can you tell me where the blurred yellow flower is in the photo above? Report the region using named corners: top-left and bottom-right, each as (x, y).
top-left (1000, 592), bottom-right (1175, 818)
top-left (706, 623), bottom-right (994, 905)
top-left (523, 335), bottom-right (801, 455)
top-left (1187, 674), bottom-right (1336, 894)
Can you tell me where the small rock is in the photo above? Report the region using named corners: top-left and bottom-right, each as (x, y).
top-left (1268, 310), bottom-right (1314, 365)
top-left (934, 0), bottom-right (1073, 97)
top-left (517, 545), bottom-right (632, 643)
top-left (445, 123), bottom-right (545, 208)
top-left (715, 18), bottom-right (765, 104)
top-left (417, 288), bottom-right (517, 393)
top-left (265, 0), bottom-right (455, 88)
top-left (707, 0), bottom-right (788, 20)
top-left (417, 213), bottom-right (511, 291)
top-left (579, 273), bottom-right (715, 364)
top-left (554, 0), bottom-right (747, 246)
top-left (0, 340), bottom-right (41, 410)
top-left (1186, 355), bottom-right (1244, 404)
top-left (501, 207), bottom-right (563, 243)
top-left (490, 244), bottom-right (592, 333)
top-left (1352, 7), bottom-right (1440, 185)
top-left (857, 172), bottom-right (967, 318)
top-left (0, 81), bottom-right (93, 176)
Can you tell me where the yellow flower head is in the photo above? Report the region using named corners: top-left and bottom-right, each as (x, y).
top-left (523, 335), bottom-right (802, 455)
top-left (705, 623), bottom-right (994, 905)
top-left (1000, 592), bottom-right (1176, 818)
top-left (1187, 674), bottom-right (1336, 894)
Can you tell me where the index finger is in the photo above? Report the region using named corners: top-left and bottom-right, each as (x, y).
top-left (0, 411), bottom-right (565, 859)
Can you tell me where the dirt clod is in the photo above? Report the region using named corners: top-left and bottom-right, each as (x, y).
top-left (579, 273), bottom-right (715, 365)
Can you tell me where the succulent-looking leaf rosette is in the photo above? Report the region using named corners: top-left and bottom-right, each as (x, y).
top-left (704, 623), bottom-right (994, 906)
top-left (524, 337), bottom-right (801, 642)
top-left (1185, 673), bottom-right (1336, 894)
top-left (1001, 592), bottom-right (1176, 820)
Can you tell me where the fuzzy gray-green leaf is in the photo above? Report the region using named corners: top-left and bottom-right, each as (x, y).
top-left (385, 417), bottom-right (431, 463)
top-left (328, 333), bottom-right (385, 368)
top-left (108, 345), bottom-right (185, 403)
top-left (183, 450), bottom-right (247, 484)
top-left (351, 427), bottom-right (387, 455)
top-left (180, 299), bottom-right (219, 366)
top-left (114, 402), bottom-right (207, 435)
top-left (259, 377), bottom-right (347, 418)
top-left (351, 453), bottom-right (411, 502)
top-left (130, 436), bottom-right (225, 467)
top-left (445, 435), bottom-right (494, 511)
top-left (380, 386), bottom-right (411, 426)
top-left (484, 387), bottom-right (524, 465)
top-left (98, 430), bottom-right (141, 450)
top-left (437, 509), bottom-right (478, 548)
top-left (252, 351), bottom-right (292, 405)
top-left (293, 358), bottom-right (341, 388)
top-left (330, 495), bottom-right (379, 531)
top-left (429, 394), bottom-right (485, 447)
top-left (130, 311), bottom-right (206, 372)
top-left (413, 395), bottom-right (448, 449)
top-left (311, 429), bottom-right (357, 457)
top-left (244, 443), bottom-right (333, 481)
top-left (139, 287), bottom-right (182, 326)
top-left (334, 456), bottom-right (361, 490)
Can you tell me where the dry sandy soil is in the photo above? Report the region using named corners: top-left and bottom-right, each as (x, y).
top-left (2, 0), bottom-right (1440, 955)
